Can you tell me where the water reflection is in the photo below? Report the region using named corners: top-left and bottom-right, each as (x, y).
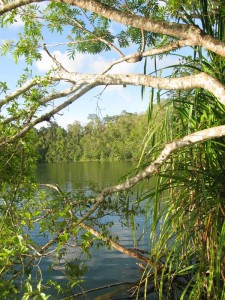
top-left (36, 162), bottom-right (150, 299)
top-left (36, 161), bottom-right (134, 189)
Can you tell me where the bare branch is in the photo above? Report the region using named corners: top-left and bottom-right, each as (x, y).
top-left (44, 38), bottom-right (100, 48)
top-left (56, 71), bottom-right (225, 106)
top-left (101, 40), bottom-right (192, 74)
top-left (41, 84), bottom-right (83, 104)
top-left (43, 44), bottom-right (68, 72)
top-left (80, 223), bottom-right (151, 263)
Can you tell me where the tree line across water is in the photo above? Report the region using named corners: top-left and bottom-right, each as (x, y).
top-left (36, 110), bottom-right (149, 163)
top-left (1, 0), bottom-right (225, 298)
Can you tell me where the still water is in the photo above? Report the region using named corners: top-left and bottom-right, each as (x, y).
top-left (36, 162), bottom-right (150, 299)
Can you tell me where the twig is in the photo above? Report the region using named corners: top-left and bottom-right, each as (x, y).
top-left (65, 15), bottom-right (125, 58)
top-left (43, 43), bottom-right (68, 72)
top-left (0, 83), bottom-right (96, 146)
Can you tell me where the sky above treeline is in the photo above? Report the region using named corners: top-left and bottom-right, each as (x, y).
top-left (0, 3), bottom-right (181, 128)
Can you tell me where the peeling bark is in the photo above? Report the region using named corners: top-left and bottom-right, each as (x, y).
top-left (55, 71), bottom-right (225, 106)
top-left (1, 69), bottom-right (225, 146)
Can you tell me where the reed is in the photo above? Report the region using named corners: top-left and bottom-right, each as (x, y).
top-left (136, 1), bottom-right (225, 298)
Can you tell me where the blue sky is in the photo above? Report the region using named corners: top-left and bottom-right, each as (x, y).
top-left (0, 6), bottom-right (180, 128)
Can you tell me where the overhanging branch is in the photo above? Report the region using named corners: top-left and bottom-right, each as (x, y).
top-left (56, 71), bottom-right (225, 106)
top-left (0, 0), bottom-right (225, 57)
top-left (1, 69), bottom-right (225, 146)
top-left (0, 83), bottom-right (95, 145)
top-left (76, 125), bottom-right (225, 224)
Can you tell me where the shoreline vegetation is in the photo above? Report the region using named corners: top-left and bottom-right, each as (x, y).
top-left (0, 0), bottom-right (224, 298)
top-left (36, 110), bottom-right (150, 163)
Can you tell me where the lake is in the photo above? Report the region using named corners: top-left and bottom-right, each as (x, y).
top-left (36, 161), bottom-right (152, 299)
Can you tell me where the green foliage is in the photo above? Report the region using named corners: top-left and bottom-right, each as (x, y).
top-left (135, 4), bottom-right (225, 297)
top-left (136, 93), bottom-right (225, 298)
top-left (36, 111), bottom-right (149, 163)
top-left (0, 0), bottom-right (225, 299)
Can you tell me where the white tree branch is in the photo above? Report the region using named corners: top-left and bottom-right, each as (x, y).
top-left (56, 71), bottom-right (225, 106)
top-left (0, 0), bottom-right (42, 14)
top-left (76, 125), bottom-right (225, 225)
top-left (1, 69), bottom-right (224, 146)
top-left (101, 40), bottom-right (195, 74)
top-left (0, 78), bottom-right (41, 109)
top-left (68, 0), bottom-right (225, 57)
top-left (1, 85), bottom-right (81, 125)
top-left (0, 83), bottom-right (95, 145)
top-left (0, 0), bottom-right (225, 57)
top-left (80, 223), bottom-right (150, 263)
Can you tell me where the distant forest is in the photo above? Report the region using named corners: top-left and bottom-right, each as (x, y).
top-left (36, 111), bottom-right (149, 163)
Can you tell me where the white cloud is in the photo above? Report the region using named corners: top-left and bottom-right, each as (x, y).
top-left (35, 49), bottom-right (138, 75)
top-left (35, 50), bottom-right (101, 73)
top-left (36, 50), bottom-right (77, 72)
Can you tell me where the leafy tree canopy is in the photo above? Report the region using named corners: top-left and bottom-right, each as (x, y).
top-left (0, 0), bottom-right (224, 299)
